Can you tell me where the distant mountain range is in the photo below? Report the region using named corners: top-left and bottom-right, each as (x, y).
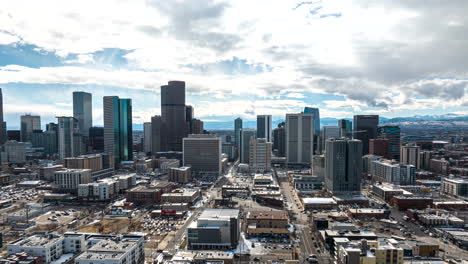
top-left (132, 113), bottom-right (468, 130)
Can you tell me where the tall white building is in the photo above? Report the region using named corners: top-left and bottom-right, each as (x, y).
top-left (401, 145), bottom-right (421, 169)
top-left (54, 169), bottom-right (91, 190)
top-left (286, 113), bottom-right (314, 165)
top-left (249, 138), bottom-right (272, 172)
top-left (143, 122), bottom-right (152, 154)
top-left (257, 115), bottom-right (272, 142)
top-left (370, 159), bottom-right (415, 185)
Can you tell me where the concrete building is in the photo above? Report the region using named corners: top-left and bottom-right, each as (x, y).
top-left (234, 117), bottom-right (242, 150)
top-left (286, 113), bottom-right (314, 165)
top-left (377, 125), bottom-right (401, 161)
top-left (54, 169), bottom-right (91, 191)
top-left (160, 81), bottom-right (188, 151)
top-left (1, 141), bottom-right (32, 163)
top-left (64, 154), bottom-right (103, 172)
top-left (249, 138), bottom-right (272, 172)
top-left (103, 96), bottom-right (133, 165)
top-left (73, 91), bottom-right (92, 137)
top-left (325, 139), bottom-right (362, 194)
top-left (168, 166), bottom-right (192, 183)
top-left (441, 177), bottom-right (468, 198)
top-left (78, 179), bottom-right (118, 201)
top-left (7, 234), bottom-right (64, 263)
top-left (222, 143), bottom-right (235, 161)
top-left (151, 115), bottom-right (162, 154)
top-left (338, 119), bottom-right (352, 138)
top-left (401, 145), bottom-right (421, 169)
top-left (187, 209), bottom-right (239, 250)
top-left (183, 134), bottom-right (221, 176)
top-left (240, 129), bottom-right (255, 164)
top-left (369, 139), bottom-right (390, 159)
top-left (370, 159), bottom-right (415, 185)
top-left (143, 122), bottom-right (152, 154)
top-left (191, 118), bottom-right (204, 134)
top-left (256, 115), bottom-right (272, 142)
top-left (126, 186), bottom-right (162, 205)
top-left (246, 211), bottom-right (290, 238)
top-left (57, 116), bottom-right (82, 159)
top-left (162, 189), bottom-right (200, 204)
top-left (272, 122), bottom-right (286, 157)
top-left (20, 114), bottom-right (41, 142)
top-left (353, 115), bottom-right (379, 155)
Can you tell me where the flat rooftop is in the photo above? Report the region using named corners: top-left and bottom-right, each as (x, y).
top-left (10, 235), bottom-right (62, 247)
top-left (247, 211), bottom-right (288, 220)
top-left (199, 209), bottom-right (239, 219)
top-left (303, 198), bottom-right (337, 205)
top-left (76, 252), bottom-right (125, 261)
top-left (89, 239), bottom-right (137, 252)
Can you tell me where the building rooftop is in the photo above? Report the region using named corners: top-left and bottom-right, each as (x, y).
top-left (55, 169), bottom-right (92, 173)
top-left (443, 177), bottom-right (468, 184)
top-left (76, 252), bottom-right (125, 261)
top-left (199, 209), bottom-right (239, 220)
top-left (10, 234), bottom-right (62, 248)
top-left (348, 208), bottom-right (387, 214)
top-left (246, 211), bottom-right (288, 220)
top-left (303, 198), bottom-right (337, 205)
top-left (89, 239), bottom-right (137, 252)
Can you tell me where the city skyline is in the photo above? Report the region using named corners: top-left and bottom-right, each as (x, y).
top-left (0, 1), bottom-right (467, 128)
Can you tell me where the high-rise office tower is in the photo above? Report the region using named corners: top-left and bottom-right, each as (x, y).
top-left (273, 122), bottom-right (286, 157)
top-left (57, 116), bottom-right (80, 159)
top-left (353, 115), bottom-right (379, 155)
top-left (325, 138), bottom-right (363, 193)
top-left (234, 117), bottom-right (242, 149)
top-left (377, 125), bottom-right (401, 161)
top-left (401, 144), bottom-right (420, 169)
top-left (320, 126), bottom-right (340, 153)
top-left (186, 105), bottom-right (194, 134)
top-left (256, 115), bottom-right (272, 142)
top-left (369, 139), bottom-right (390, 158)
top-left (338, 119), bottom-right (352, 138)
top-left (286, 113), bottom-right (314, 165)
top-left (191, 119), bottom-right (204, 134)
top-left (0, 88), bottom-right (6, 145)
top-left (183, 134), bottom-right (222, 176)
top-left (143, 122), bottom-right (152, 154)
top-left (7, 130), bottom-right (21, 141)
top-left (240, 128), bottom-right (256, 164)
top-left (103, 96), bottom-right (133, 165)
top-left (161, 81), bottom-right (188, 151)
top-left (73, 91), bottom-right (92, 137)
top-left (151, 115), bottom-right (162, 154)
top-left (20, 114), bottom-right (41, 142)
top-left (89, 127), bottom-right (104, 152)
top-left (304, 107), bottom-right (320, 154)
top-left (249, 138), bottom-right (272, 172)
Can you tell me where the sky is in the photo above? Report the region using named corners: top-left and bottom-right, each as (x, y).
top-left (0, 0), bottom-right (467, 129)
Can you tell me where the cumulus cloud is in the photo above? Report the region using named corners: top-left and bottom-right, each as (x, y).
top-left (0, 0), bottom-right (467, 120)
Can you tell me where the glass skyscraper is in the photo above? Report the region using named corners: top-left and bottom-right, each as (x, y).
top-left (73, 91), bottom-right (92, 137)
top-left (104, 96), bottom-right (133, 165)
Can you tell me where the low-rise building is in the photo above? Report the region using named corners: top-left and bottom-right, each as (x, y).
top-left (347, 208), bottom-right (390, 219)
top-left (441, 177), bottom-right (468, 198)
top-left (126, 186), bottom-right (162, 205)
top-left (161, 189), bottom-right (201, 205)
top-left (187, 209), bottom-right (239, 250)
top-left (391, 196), bottom-right (433, 211)
top-left (246, 211), bottom-right (290, 239)
top-left (168, 167), bottom-right (192, 184)
top-left (7, 234), bottom-right (64, 263)
top-left (303, 198), bottom-right (337, 210)
top-left (53, 169), bottom-right (91, 193)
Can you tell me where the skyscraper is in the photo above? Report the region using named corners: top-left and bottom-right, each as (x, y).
top-left (353, 115), bottom-right (379, 155)
top-left (20, 114), bottom-right (41, 142)
top-left (273, 122), bottom-right (286, 157)
top-left (401, 144), bottom-right (420, 169)
top-left (103, 96), bottom-right (133, 165)
top-left (151, 115), bottom-right (162, 154)
top-left (256, 115), bottom-right (272, 142)
top-left (325, 138), bottom-right (362, 194)
top-left (183, 134), bottom-right (222, 176)
top-left (0, 88), bottom-right (6, 145)
top-left (234, 117), bottom-right (242, 149)
top-left (191, 119), bottom-right (204, 134)
top-left (89, 127), bottom-right (104, 152)
top-left (249, 138), bottom-right (272, 172)
top-left (186, 105), bottom-right (194, 134)
top-left (377, 125), bottom-right (401, 161)
top-left (161, 81), bottom-right (188, 151)
top-left (304, 107), bottom-right (320, 154)
top-left (57, 116), bottom-right (80, 159)
top-left (240, 128), bottom-right (256, 164)
top-left (286, 113), bottom-right (314, 165)
top-left (73, 91), bottom-right (92, 137)
top-left (338, 119), bottom-right (352, 138)
top-left (143, 122), bottom-right (152, 154)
